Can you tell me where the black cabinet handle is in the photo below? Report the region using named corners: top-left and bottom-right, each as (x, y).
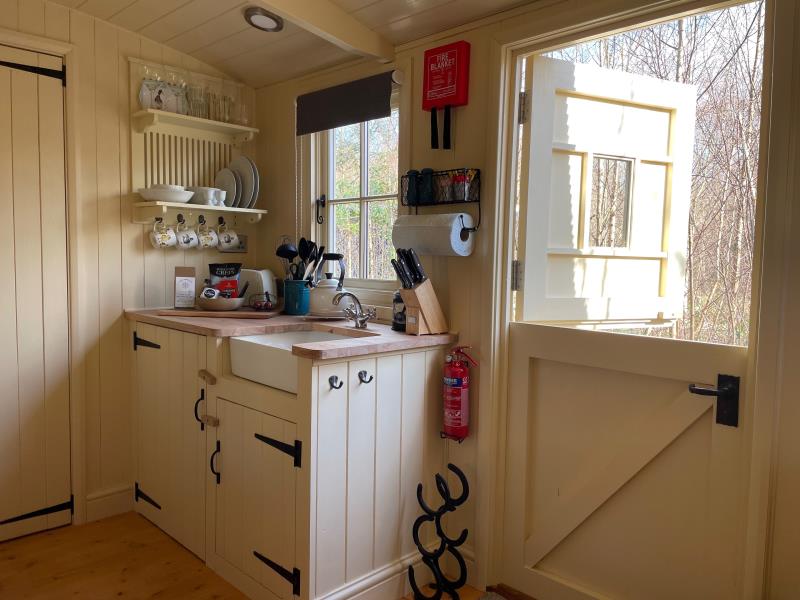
top-left (194, 389), bottom-right (205, 431)
top-left (329, 375), bottom-right (344, 390)
top-left (210, 440), bottom-right (221, 484)
top-left (358, 370), bottom-right (373, 384)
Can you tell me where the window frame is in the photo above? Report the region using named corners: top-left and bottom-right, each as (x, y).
top-left (315, 110), bottom-right (404, 301)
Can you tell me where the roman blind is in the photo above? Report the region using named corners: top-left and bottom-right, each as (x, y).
top-left (296, 71), bottom-right (397, 136)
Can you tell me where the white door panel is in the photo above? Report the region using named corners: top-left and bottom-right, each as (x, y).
top-left (519, 56), bottom-right (696, 323)
top-left (0, 46), bottom-right (70, 541)
top-left (503, 323), bottom-right (747, 599)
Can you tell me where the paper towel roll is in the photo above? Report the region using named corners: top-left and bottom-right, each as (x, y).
top-left (392, 213), bottom-right (474, 256)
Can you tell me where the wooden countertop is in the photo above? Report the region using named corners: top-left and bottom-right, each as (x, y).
top-left (125, 309), bottom-right (457, 360)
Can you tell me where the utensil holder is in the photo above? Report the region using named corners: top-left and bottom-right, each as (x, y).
top-left (399, 279), bottom-right (448, 335)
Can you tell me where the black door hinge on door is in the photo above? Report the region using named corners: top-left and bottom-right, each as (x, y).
top-left (0, 495), bottom-right (73, 525)
top-left (133, 331), bottom-right (160, 351)
top-left (254, 433), bottom-right (302, 468)
top-left (134, 482), bottom-right (162, 510)
top-left (253, 550), bottom-right (301, 596)
top-left (0, 60), bottom-right (66, 86)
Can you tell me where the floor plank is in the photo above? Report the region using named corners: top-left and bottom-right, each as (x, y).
top-left (0, 511), bottom-right (246, 599)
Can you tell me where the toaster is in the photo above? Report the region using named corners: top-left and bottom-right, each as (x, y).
top-left (239, 269), bottom-right (276, 300)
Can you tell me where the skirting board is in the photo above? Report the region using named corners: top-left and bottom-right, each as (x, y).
top-left (86, 485), bottom-right (133, 522)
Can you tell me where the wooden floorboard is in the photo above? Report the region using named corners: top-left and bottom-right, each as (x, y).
top-left (0, 511), bottom-right (246, 599)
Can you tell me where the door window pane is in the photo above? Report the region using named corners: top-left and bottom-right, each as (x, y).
top-left (367, 110), bottom-right (399, 196)
top-left (333, 202), bottom-right (361, 277)
top-left (589, 157), bottom-right (631, 248)
top-left (333, 123), bottom-right (360, 199)
top-left (367, 199), bottom-right (398, 280)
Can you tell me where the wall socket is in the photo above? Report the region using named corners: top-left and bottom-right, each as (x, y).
top-left (219, 234), bottom-right (248, 253)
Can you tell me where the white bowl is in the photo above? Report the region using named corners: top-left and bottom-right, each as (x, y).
top-left (150, 184), bottom-right (185, 191)
top-left (196, 296), bottom-right (246, 311)
top-left (139, 187), bottom-right (194, 203)
top-left (188, 186), bottom-right (222, 205)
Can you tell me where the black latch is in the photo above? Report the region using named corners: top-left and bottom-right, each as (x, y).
top-left (689, 373), bottom-right (740, 427)
top-left (253, 550), bottom-right (300, 596)
top-left (133, 331), bottom-right (161, 351)
top-left (254, 433), bottom-right (302, 468)
top-left (134, 482), bottom-right (162, 510)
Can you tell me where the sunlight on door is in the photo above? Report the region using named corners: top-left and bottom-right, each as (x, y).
top-left (513, 1), bottom-right (764, 346)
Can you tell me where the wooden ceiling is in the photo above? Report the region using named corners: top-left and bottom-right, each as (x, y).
top-left (51, 0), bottom-right (529, 88)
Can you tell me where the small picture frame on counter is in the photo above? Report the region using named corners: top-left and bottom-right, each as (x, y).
top-left (174, 266), bottom-right (196, 308)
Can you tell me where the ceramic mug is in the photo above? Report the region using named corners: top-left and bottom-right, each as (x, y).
top-left (217, 223), bottom-right (239, 250)
top-left (149, 220), bottom-right (177, 249)
top-left (176, 222), bottom-right (199, 250)
top-left (197, 222), bottom-right (218, 249)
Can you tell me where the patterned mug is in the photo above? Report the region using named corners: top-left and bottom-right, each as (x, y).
top-left (149, 220), bottom-right (177, 249)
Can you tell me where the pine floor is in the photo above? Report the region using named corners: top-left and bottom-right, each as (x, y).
top-left (0, 511), bottom-right (488, 599)
top-left (0, 512), bottom-right (245, 599)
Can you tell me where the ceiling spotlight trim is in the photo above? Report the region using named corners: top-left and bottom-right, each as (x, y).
top-left (244, 6), bottom-right (285, 33)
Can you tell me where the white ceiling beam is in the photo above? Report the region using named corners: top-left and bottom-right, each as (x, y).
top-left (256, 0), bottom-right (394, 62)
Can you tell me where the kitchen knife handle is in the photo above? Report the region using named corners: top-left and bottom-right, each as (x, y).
top-left (408, 248), bottom-right (427, 281)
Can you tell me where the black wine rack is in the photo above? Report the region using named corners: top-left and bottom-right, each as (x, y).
top-left (408, 463), bottom-right (470, 600)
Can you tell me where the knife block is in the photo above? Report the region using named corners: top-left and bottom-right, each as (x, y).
top-left (399, 279), bottom-right (448, 335)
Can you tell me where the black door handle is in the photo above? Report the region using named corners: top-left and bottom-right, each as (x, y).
top-left (210, 440), bottom-right (221, 484)
top-left (688, 374), bottom-right (740, 427)
top-left (194, 389), bottom-right (205, 431)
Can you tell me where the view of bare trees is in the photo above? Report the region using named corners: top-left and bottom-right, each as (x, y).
top-left (590, 157), bottom-right (632, 248)
top-left (548, 0), bottom-right (764, 345)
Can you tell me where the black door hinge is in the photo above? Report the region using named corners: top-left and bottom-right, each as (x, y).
top-left (134, 482), bottom-right (162, 510)
top-left (253, 550), bottom-right (301, 596)
top-left (254, 433), bottom-right (302, 468)
top-left (0, 60), bottom-right (66, 85)
top-left (133, 331), bottom-right (161, 351)
top-left (0, 495), bottom-right (73, 526)
top-left (688, 373), bottom-right (740, 427)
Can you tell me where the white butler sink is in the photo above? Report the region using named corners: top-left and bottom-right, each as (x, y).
top-left (230, 330), bottom-right (353, 393)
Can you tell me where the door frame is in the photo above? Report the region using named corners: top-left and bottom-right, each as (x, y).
top-left (0, 27), bottom-right (85, 524)
top-left (480, 0), bottom-right (786, 595)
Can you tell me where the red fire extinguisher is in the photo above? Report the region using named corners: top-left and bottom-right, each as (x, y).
top-left (442, 346), bottom-right (478, 441)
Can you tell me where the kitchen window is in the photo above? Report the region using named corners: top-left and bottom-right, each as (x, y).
top-left (319, 109), bottom-right (399, 286)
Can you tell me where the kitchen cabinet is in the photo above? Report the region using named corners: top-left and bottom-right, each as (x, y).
top-left (131, 320), bottom-right (449, 600)
top-left (133, 323), bottom-right (207, 559)
top-left (211, 398), bottom-right (298, 599)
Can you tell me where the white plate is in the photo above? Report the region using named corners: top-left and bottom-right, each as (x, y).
top-left (230, 155), bottom-right (256, 209)
top-left (244, 156), bottom-right (259, 208)
top-left (214, 168), bottom-right (239, 207)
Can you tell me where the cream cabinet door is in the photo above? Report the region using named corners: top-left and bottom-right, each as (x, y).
top-left (213, 398), bottom-right (299, 599)
top-left (0, 46), bottom-right (70, 541)
top-left (134, 323), bottom-right (207, 558)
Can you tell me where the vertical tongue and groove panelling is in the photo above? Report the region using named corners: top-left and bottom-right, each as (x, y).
top-left (143, 131), bottom-right (233, 189)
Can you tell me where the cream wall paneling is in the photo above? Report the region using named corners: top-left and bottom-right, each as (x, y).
top-left (0, 43), bottom-right (71, 541)
top-left (0, 0), bottom-right (260, 525)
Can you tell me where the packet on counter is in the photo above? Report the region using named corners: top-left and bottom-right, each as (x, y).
top-left (209, 263), bottom-right (242, 298)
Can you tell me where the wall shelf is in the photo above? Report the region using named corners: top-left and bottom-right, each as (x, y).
top-left (131, 199), bottom-right (267, 225)
top-left (132, 109), bottom-right (259, 145)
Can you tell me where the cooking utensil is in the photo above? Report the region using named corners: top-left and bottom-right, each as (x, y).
top-left (396, 255), bottom-right (415, 288)
top-left (397, 249), bottom-right (419, 284)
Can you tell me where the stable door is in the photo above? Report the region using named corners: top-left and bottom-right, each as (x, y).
top-left (503, 54), bottom-right (754, 599)
top-left (0, 45), bottom-right (71, 541)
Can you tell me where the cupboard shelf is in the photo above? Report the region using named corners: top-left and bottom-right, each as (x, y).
top-left (132, 109), bottom-right (259, 144)
top-left (131, 198), bottom-right (267, 225)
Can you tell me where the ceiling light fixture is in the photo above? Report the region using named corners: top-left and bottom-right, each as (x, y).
top-left (244, 6), bottom-right (284, 33)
